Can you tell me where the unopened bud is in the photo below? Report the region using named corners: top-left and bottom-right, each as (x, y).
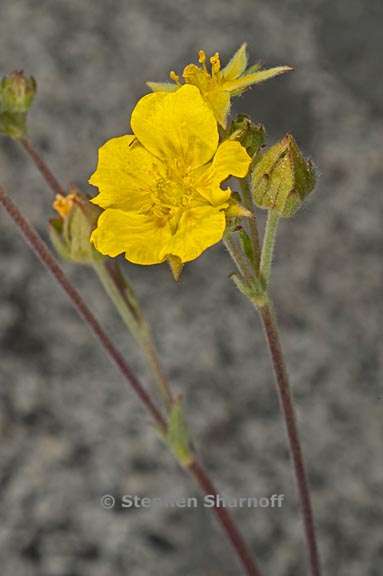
top-left (0, 71), bottom-right (36, 113)
top-left (0, 71), bottom-right (36, 138)
top-left (251, 134), bottom-right (315, 217)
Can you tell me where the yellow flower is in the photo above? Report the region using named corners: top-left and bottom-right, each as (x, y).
top-left (147, 44), bottom-right (292, 128)
top-left (89, 85), bottom-right (251, 267)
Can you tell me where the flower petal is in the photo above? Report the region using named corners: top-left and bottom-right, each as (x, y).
top-left (168, 206), bottom-right (226, 263)
top-left (131, 84), bottom-right (219, 169)
top-left (182, 63), bottom-right (231, 127)
top-left (89, 135), bottom-right (165, 211)
top-left (192, 141), bottom-right (251, 205)
top-left (221, 43), bottom-right (248, 81)
top-left (209, 140), bottom-right (251, 180)
top-left (204, 88), bottom-right (231, 129)
top-left (91, 209), bottom-right (172, 265)
top-left (223, 66), bottom-right (292, 94)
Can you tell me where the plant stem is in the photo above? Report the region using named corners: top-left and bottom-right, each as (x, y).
top-left (260, 210), bottom-right (279, 286)
top-left (258, 300), bottom-right (321, 576)
top-left (188, 459), bottom-right (263, 576)
top-left (224, 235), bottom-right (255, 286)
top-left (226, 218), bottom-right (321, 575)
top-left (0, 186), bottom-right (264, 576)
top-left (19, 137), bottom-right (66, 197)
top-left (93, 258), bottom-right (174, 409)
top-left (18, 136), bottom-right (174, 410)
top-left (240, 178), bottom-right (261, 272)
top-left (0, 185), bottom-right (166, 431)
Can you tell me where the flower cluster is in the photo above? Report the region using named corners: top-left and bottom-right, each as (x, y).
top-left (88, 45), bottom-right (312, 276)
top-left (90, 85), bottom-right (250, 267)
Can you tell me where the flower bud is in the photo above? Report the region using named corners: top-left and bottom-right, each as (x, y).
top-left (0, 71), bottom-right (36, 138)
top-left (0, 71), bottom-right (36, 113)
top-left (250, 134), bottom-right (315, 217)
top-left (229, 115), bottom-right (265, 157)
top-left (49, 188), bottom-right (102, 264)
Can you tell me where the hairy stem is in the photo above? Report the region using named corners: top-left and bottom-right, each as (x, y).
top-left (19, 136), bottom-right (174, 410)
top-left (0, 186), bottom-right (166, 431)
top-left (188, 459), bottom-right (263, 576)
top-left (20, 137), bottom-right (66, 197)
top-left (0, 185), bottom-right (264, 576)
top-left (260, 210), bottom-right (279, 286)
top-left (226, 215), bottom-right (321, 576)
top-left (93, 258), bottom-right (174, 409)
top-left (240, 177), bottom-right (261, 272)
top-left (224, 235), bottom-right (255, 286)
top-left (258, 301), bottom-right (321, 576)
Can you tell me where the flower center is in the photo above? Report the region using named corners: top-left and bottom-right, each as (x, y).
top-left (146, 171), bottom-right (196, 231)
top-left (182, 50), bottom-right (223, 95)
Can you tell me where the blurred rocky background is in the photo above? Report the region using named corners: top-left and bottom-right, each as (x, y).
top-left (0, 1), bottom-right (382, 575)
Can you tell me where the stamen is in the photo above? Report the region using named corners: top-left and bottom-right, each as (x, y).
top-left (198, 50), bottom-right (207, 71)
top-left (210, 52), bottom-right (221, 75)
top-left (169, 70), bottom-right (181, 85)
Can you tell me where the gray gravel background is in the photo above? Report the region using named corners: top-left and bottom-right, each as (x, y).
top-left (1, 1), bottom-right (383, 575)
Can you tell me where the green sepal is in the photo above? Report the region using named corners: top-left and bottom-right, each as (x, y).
top-left (146, 81), bottom-right (178, 92)
top-left (164, 397), bottom-right (194, 467)
top-left (229, 272), bottom-right (267, 307)
top-left (167, 255), bottom-right (184, 281)
top-left (0, 111), bottom-right (27, 139)
top-left (48, 218), bottom-right (73, 262)
top-left (49, 192), bottom-right (103, 265)
top-left (229, 115), bottom-right (266, 158)
top-left (239, 228), bottom-right (255, 265)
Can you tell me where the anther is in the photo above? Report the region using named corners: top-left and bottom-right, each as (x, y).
top-left (210, 52), bottom-right (221, 75)
top-left (169, 70), bottom-right (181, 85)
top-left (198, 50), bottom-right (208, 71)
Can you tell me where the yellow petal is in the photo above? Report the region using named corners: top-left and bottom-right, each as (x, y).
top-left (223, 66), bottom-right (292, 94)
top-left (168, 206), bottom-right (226, 263)
top-left (91, 209), bottom-right (172, 265)
top-left (182, 63), bottom-right (230, 127)
top-left (221, 43), bottom-right (248, 81)
top-left (204, 88), bottom-right (231, 129)
top-left (131, 85), bottom-right (218, 169)
top-left (193, 141), bottom-right (251, 205)
top-left (209, 140), bottom-right (251, 180)
top-left (225, 199), bottom-right (252, 218)
top-left (89, 135), bottom-right (165, 211)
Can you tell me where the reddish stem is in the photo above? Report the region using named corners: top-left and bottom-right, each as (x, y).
top-left (0, 186), bottom-right (166, 431)
top-left (0, 185), bottom-right (264, 576)
top-left (259, 303), bottom-right (321, 576)
top-left (189, 459), bottom-right (263, 576)
top-left (20, 137), bottom-right (66, 197)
